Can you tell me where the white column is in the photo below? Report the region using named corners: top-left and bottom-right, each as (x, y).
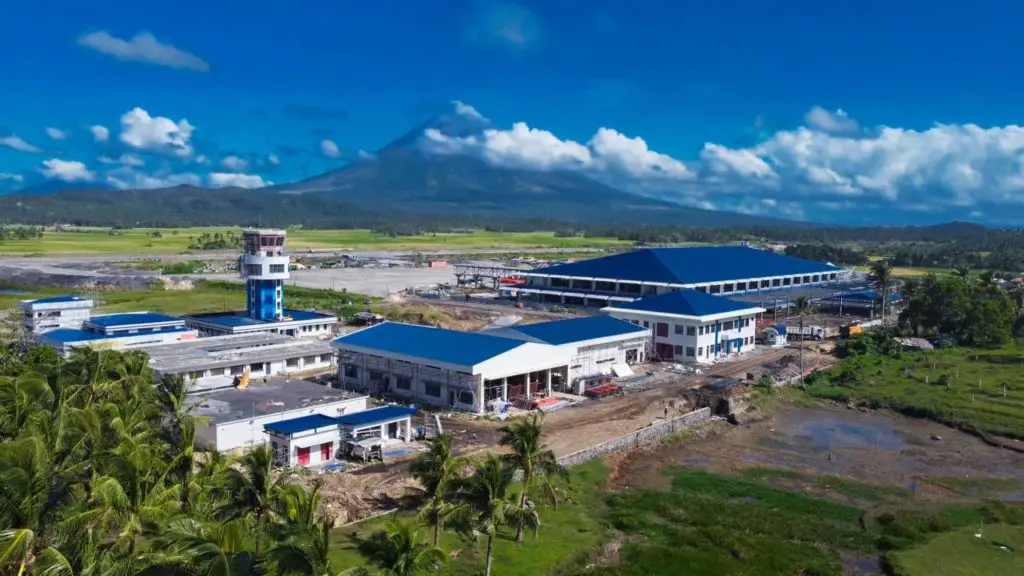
top-left (525, 373), bottom-right (532, 399)
top-left (546, 369), bottom-right (552, 395)
top-left (404, 418), bottom-right (411, 442)
top-left (501, 377), bottom-right (508, 401)
top-left (379, 424), bottom-right (386, 440)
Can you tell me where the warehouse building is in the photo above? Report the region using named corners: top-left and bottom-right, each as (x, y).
top-left (39, 312), bottom-right (198, 356)
top-left (188, 377), bottom-right (368, 453)
top-left (20, 295), bottom-right (94, 334)
top-left (266, 405), bottom-right (417, 467)
top-left (183, 309), bottom-right (338, 338)
top-left (333, 322), bottom-right (574, 413)
top-left (509, 246), bottom-right (844, 308)
top-left (603, 290), bottom-right (764, 364)
top-left (137, 332), bottom-right (336, 392)
top-left (482, 315), bottom-right (650, 390)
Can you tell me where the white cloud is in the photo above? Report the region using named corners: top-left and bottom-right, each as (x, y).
top-left (419, 102), bottom-right (1024, 220)
top-left (320, 139), bottom-right (341, 158)
top-left (194, 154), bottom-right (211, 165)
top-left (0, 173), bottom-right (24, 183)
top-left (105, 166), bottom-right (201, 190)
top-left (357, 149), bottom-right (375, 160)
top-left (46, 127), bottom-right (69, 141)
top-left (465, 1), bottom-right (542, 50)
top-left (90, 125), bottom-right (110, 143)
top-left (804, 106), bottom-right (860, 134)
top-left (77, 31), bottom-right (210, 72)
top-left (220, 155), bottom-right (249, 172)
top-left (119, 107), bottom-right (195, 157)
top-left (208, 172), bottom-right (270, 188)
top-left (267, 153), bottom-right (280, 166)
top-left (452, 101), bottom-right (484, 120)
top-left (0, 135), bottom-right (42, 153)
top-left (39, 159), bottom-right (95, 182)
top-left (97, 154), bottom-right (144, 167)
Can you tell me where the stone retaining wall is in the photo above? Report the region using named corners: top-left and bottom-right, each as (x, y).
top-left (555, 407), bottom-right (711, 468)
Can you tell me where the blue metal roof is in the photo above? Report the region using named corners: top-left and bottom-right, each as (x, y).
top-left (336, 406), bottom-right (416, 428)
top-left (334, 322), bottom-right (527, 366)
top-left (86, 312), bottom-right (183, 328)
top-left (532, 246), bottom-right (840, 285)
top-left (187, 309), bottom-right (335, 328)
top-left (41, 326), bottom-right (194, 344)
top-left (608, 290), bottom-right (759, 318)
top-left (264, 414), bottom-right (339, 435)
top-left (491, 315), bottom-right (648, 345)
top-left (29, 295), bottom-right (87, 304)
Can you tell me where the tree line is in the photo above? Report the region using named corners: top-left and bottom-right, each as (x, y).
top-left (0, 225), bottom-right (44, 241)
top-left (0, 344), bottom-right (565, 576)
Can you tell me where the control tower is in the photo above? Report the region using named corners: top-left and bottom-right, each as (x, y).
top-left (240, 229), bottom-right (289, 321)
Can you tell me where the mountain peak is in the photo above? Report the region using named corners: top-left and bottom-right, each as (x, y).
top-left (384, 100), bottom-right (492, 151)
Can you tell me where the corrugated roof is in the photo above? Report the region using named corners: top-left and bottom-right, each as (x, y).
top-left (608, 290), bottom-right (759, 318)
top-left (41, 326), bottom-right (194, 344)
top-left (531, 246), bottom-right (840, 285)
top-left (28, 295), bottom-right (89, 304)
top-left (86, 312), bottom-right (183, 328)
top-left (333, 322), bottom-right (526, 366)
top-left (263, 414), bottom-right (339, 435)
top-left (489, 315), bottom-right (648, 346)
top-left (336, 406), bottom-right (416, 428)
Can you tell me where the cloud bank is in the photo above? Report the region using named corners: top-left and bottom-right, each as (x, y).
top-left (77, 31), bottom-right (210, 72)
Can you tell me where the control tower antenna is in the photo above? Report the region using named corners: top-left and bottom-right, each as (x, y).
top-left (239, 229), bottom-right (289, 322)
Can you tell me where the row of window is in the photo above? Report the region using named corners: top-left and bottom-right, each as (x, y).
top-left (672, 336), bottom-right (755, 358)
top-left (349, 365), bottom-right (476, 405)
top-left (542, 273), bottom-right (839, 292)
top-left (632, 317), bottom-right (752, 334)
top-left (186, 355), bottom-right (331, 380)
top-left (244, 264), bottom-right (287, 275)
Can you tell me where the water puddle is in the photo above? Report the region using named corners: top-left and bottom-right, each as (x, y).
top-left (795, 418), bottom-right (906, 451)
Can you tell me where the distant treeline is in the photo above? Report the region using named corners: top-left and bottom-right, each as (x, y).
top-left (0, 225), bottom-right (43, 241)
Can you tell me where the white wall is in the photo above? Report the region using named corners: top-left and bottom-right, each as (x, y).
top-left (51, 329), bottom-right (199, 356)
top-left (565, 335), bottom-right (649, 382)
top-left (608, 311), bottom-right (758, 364)
top-left (269, 428), bottom-right (340, 467)
top-left (172, 351), bottom-right (336, 390)
top-left (209, 396), bottom-right (367, 453)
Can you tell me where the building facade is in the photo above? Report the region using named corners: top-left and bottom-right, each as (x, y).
top-left (20, 295), bottom-right (94, 334)
top-left (39, 312), bottom-right (198, 356)
top-left (603, 290), bottom-right (764, 364)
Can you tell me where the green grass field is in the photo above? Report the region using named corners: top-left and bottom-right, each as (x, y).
top-left (806, 346), bottom-right (1024, 438)
top-left (0, 227), bottom-right (632, 255)
top-left (890, 524), bottom-right (1024, 575)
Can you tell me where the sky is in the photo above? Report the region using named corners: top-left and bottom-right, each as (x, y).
top-left (3, 0), bottom-right (1024, 225)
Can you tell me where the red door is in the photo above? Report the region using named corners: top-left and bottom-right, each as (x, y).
top-left (656, 322), bottom-right (669, 337)
top-left (321, 442), bottom-right (333, 462)
top-left (297, 446), bottom-right (310, 466)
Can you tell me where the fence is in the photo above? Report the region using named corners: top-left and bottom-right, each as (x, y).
top-left (554, 407), bottom-right (711, 469)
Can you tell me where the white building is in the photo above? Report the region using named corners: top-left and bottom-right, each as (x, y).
top-left (265, 406), bottom-right (416, 467)
top-left (333, 322), bottom-right (575, 413)
top-left (188, 377), bottom-right (368, 453)
top-left (20, 295), bottom-right (94, 334)
top-left (603, 290), bottom-right (764, 364)
top-left (481, 315), bottom-right (650, 391)
top-left (39, 312), bottom-right (199, 356)
top-left (137, 332), bottom-right (336, 392)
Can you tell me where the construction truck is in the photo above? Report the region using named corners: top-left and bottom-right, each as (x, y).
top-left (792, 325), bottom-right (836, 340)
top-left (839, 321), bottom-right (864, 339)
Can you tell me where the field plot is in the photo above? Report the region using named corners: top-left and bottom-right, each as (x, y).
top-left (0, 227), bottom-right (631, 255)
top-left (807, 346), bottom-right (1024, 438)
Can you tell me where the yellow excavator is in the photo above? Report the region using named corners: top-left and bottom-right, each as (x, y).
top-left (236, 368), bottom-right (251, 389)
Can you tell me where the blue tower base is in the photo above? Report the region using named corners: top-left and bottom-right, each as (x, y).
top-left (247, 279), bottom-right (281, 321)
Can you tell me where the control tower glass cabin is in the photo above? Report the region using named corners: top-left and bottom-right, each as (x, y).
top-left (240, 229), bottom-right (289, 321)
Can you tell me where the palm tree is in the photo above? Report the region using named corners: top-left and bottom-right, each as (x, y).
top-left (158, 517), bottom-right (259, 576)
top-left (410, 434), bottom-right (468, 547)
top-left (870, 260), bottom-right (893, 324)
top-left (978, 270), bottom-right (997, 290)
top-left (375, 520), bottom-right (445, 576)
top-left (953, 266), bottom-right (972, 285)
top-left (462, 454), bottom-right (538, 576)
top-left (218, 444), bottom-right (291, 556)
top-left (498, 413), bottom-right (565, 542)
top-left (792, 296), bottom-right (812, 384)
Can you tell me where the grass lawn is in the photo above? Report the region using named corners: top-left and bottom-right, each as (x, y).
top-left (0, 227), bottom-right (632, 255)
top-left (806, 346), bottom-right (1024, 438)
top-left (890, 524), bottom-right (1024, 576)
top-left (856, 264), bottom-right (944, 277)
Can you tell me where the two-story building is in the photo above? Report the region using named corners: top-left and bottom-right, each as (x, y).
top-left (602, 290), bottom-right (764, 364)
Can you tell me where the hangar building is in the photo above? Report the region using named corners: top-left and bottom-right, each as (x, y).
top-left (332, 318), bottom-right (650, 412)
top-left (510, 246), bottom-right (844, 308)
top-left (603, 290), bottom-right (764, 364)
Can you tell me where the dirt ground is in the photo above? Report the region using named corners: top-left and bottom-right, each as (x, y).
top-left (311, 343), bottom-right (838, 524)
top-left (607, 403), bottom-right (1024, 502)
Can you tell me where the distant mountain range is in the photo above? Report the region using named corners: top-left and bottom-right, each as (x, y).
top-left (0, 109), bottom-right (796, 228)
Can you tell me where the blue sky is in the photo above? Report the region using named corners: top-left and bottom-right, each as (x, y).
top-left (3, 0), bottom-right (1024, 225)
